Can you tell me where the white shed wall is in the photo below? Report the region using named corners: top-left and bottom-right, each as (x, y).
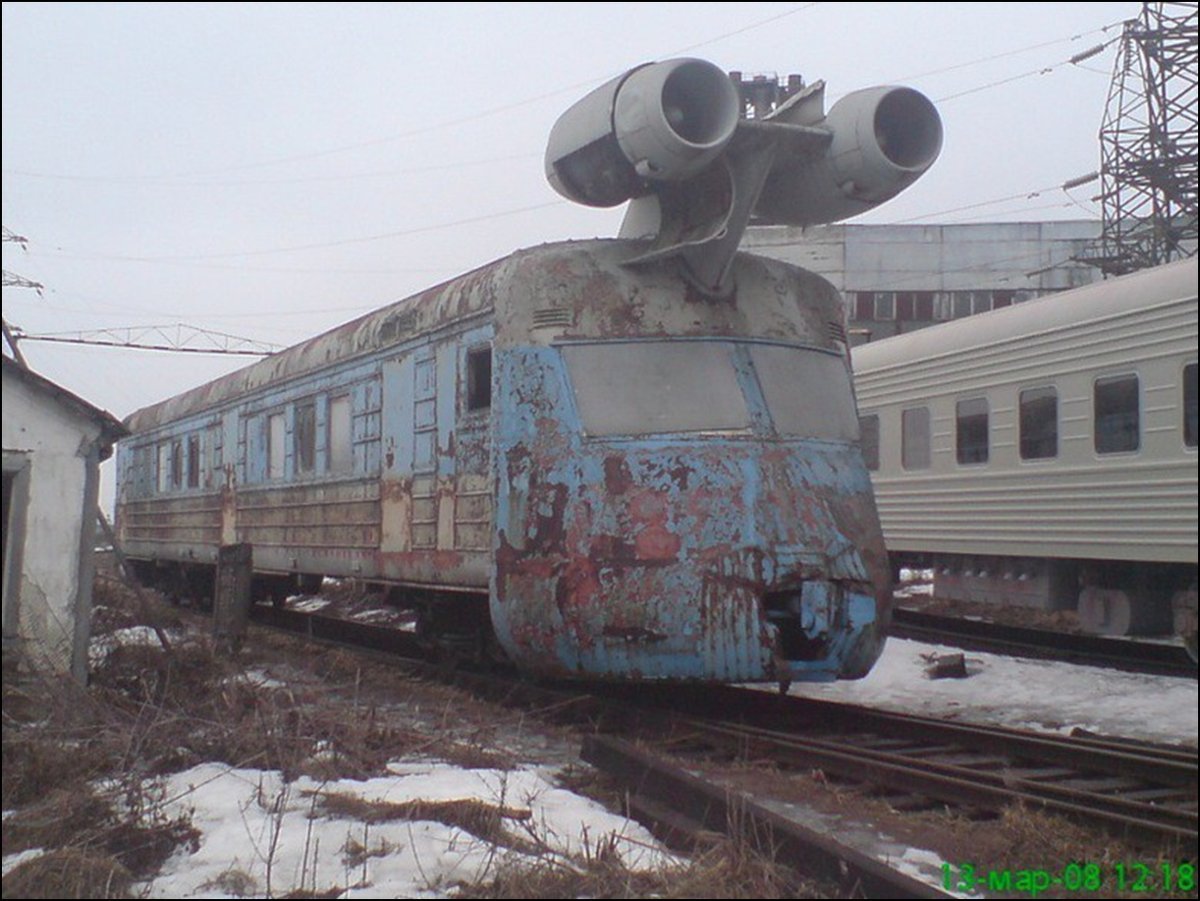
top-left (2, 374), bottom-right (102, 676)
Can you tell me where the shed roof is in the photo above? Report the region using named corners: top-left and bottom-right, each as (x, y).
top-left (2, 355), bottom-right (128, 457)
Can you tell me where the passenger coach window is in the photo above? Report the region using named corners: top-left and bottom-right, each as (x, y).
top-left (956, 397), bottom-right (989, 465)
top-left (328, 395), bottom-right (353, 473)
top-left (860, 414), bottom-right (880, 471)
top-left (268, 413), bottom-right (286, 479)
top-left (1185, 363), bottom-right (1197, 448)
top-left (294, 401), bottom-right (316, 474)
top-left (186, 434), bottom-right (201, 488)
top-left (1020, 386), bottom-right (1057, 460)
top-left (170, 440), bottom-right (183, 489)
top-left (1094, 374), bottom-right (1139, 454)
top-left (157, 443), bottom-right (171, 492)
top-left (466, 346), bottom-right (492, 411)
top-left (901, 407), bottom-right (930, 470)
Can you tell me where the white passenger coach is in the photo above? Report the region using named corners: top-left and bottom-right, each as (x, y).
top-left (852, 257), bottom-right (1197, 653)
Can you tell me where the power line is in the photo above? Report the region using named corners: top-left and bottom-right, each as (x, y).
top-left (891, 20), bottom-right (1127, 84)
top-left (935, 36), bottom-right (1122, 103)
top-left (44, 200), bottom-right (565, 263)
top-left (12, 323), bottom-right (280, 356)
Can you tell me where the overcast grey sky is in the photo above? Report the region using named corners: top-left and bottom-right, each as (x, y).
top-left (2, 1), bottom-right (1140, 504)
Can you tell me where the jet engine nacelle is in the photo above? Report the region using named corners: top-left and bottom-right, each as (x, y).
top-left (754, 85), bottom-right (943, 226)
top-left (545, 58), bottom-right (942, 294)
top-left (545, 58), bottom-right (741, 207)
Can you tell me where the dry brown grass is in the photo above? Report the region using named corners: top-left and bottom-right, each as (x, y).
top-left (1, 848), bottom-right (134, 900)
top-left (958, 804), bottom-right (1199, 900)
top-left (456, 829), bottom-right (820, 899)
top-left (312, 791), bottom-right (534, 850)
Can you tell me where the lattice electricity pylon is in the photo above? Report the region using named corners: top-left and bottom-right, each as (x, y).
top-left (1093, 2), bottom-right (1198, 276)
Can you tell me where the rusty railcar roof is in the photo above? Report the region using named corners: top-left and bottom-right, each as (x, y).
top-left (124, 239), bottom-right (847, 434)
top-left (123, 250), bottom-right (511, 433)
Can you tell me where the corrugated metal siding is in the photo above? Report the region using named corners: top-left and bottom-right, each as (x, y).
top-left (119, 494), bottom-right (221, 547)
top-left (234, 480), bottom-right (381, 550)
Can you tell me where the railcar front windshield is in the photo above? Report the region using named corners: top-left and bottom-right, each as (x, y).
top-left (560, 340), bottom-right (858, 440)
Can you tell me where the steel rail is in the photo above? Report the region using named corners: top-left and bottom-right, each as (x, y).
top-left (688, 719), bottom-right (1197, 845)
top-left (582, 734), bottom-right (954, 900)
top-left (890, 606), bottom-right (1197, 677)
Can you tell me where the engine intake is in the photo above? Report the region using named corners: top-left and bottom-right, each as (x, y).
top-left (755, 86), bottom-right (943, 225)
top-left (545, 58), bottom-right (740, 207)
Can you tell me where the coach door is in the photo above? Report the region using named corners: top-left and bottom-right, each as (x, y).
top-left (380, 353), bottom-right (415, 553)
top-left (380, 344), bottom-right (452, 554)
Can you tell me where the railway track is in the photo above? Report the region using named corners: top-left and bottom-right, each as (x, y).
top-left (601, 684), bottom-right (1197, 848)
top-left (249, 601), bottom-right (1198, 849)
top-left (890, 606), bottom-right (1197, 678)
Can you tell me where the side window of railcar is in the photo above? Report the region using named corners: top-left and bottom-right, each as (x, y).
top-left (466, 345), bottom-right (492, 412)
top-left (901, 407), bottom-right (930, 470)
top-left (170, 440), bottom-right (183, 489)
top-left (1094, 374), bottom-right (1139, 455)
top-left (1019, 386), bottom-right (1057, 460)
top-left (1184, 362), bottom-right (1197, 448)
top-left (328, 394), bottom-right (353, 473)
top-left (859, 414), bottom-right (880, 471)
top-left (186, 434), bottom-right (201, 488)
top-left (267, 412), bottom-right (286, 480)
top-left (157, 442), bottom-right (172, 492)
top-left (294, 400), bottom-right (316, 475)
top-left (956, 397), bottom-right (989, 465)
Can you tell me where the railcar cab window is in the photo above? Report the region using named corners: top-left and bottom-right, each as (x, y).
top-left (466, 345), bottom-right (492, 412)
top-left (749, 345), bottom-right (859, 441)
top-left (1019, 386), bottom-right (1057, 460)
top-left (563, 341), bottom-right (749, 436)
top-left (901, 406), bottom-right (930, 470)
top-left (1094, 374), bottom-right (1139, 455)
top-left (956, 397), bottom-right (989, 465)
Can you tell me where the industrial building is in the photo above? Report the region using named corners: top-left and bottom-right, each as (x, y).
top-left (745, 220), bottom-right (1104, 343)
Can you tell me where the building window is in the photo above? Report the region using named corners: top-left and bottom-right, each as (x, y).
top-left (956, 397), bottom-right (989, 465)
top-left (874, 293), bottom-right (895, 321)
top-left (896, 293), bottom-right (914, 321)
top-left (860, 414), bottom-right (880, 471)
top-left (953, 294), bottom-right (972, 319)
top-left (1186, 363), bottom-right (1197, 448)
top-left (901, 406), bottom-right (930, 470)
top-left (466, 346), bottom-right (492, 411)
top-left (1094, 374), bottom-right (1139, 454)
top-left (294, 400), bottom-right (316, 474)
top-left (914, 292), bottom-right (934, 320)
top-left (187, 434), bottom-right (201, 488)
top-left (268, 413), bottom-right (286, 480)
top-left (854, 293), bottom-right (875, 320)
top-left (1020, 386), bottom-right (1057, 460)
top-left (328, 394), bottom-right (353, 473)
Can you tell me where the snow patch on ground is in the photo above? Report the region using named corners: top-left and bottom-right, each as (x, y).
top-left (140, 761), bottom-right (674, 899)
top-left (792, 636), bottom-right (1197, 746)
